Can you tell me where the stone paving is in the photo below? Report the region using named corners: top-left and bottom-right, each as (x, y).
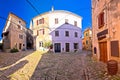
top-left (0, 50), bottom-right (46, 80)
top-left (0, 50), bottom-right (120, 80)
top-left (31, 52), bottom-right (85, 80)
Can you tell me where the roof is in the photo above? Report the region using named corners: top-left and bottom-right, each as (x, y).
top-left (83, 28), bottom-right (92, 33)
top-left (9, 12), bottom-right (26, 23)
top-left (33, 10), bottom-right (82, 19)
top-left (3, 12), bottom-right (26, 32)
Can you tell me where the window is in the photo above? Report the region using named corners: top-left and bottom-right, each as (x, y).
top-left (19, 43), bottom-right (22, 49)
top-left (55, 31), bottom-right (59, 37)
top-left (40, 29), bottom-right (45, 35)
top-left (98, 12), bottom-right (104, 28)
top-left (74, 43), bottom-right (78, 49)
top-left (19, 34), bottom-right (23, 39)
top-left (39, 41), bottom-right (43, 47)
top-left (65, 31), bottom-right (69, 37)
top-left (37, 30), bottom-right (39, 35)
top-left (55, 18), bottom-right (58, 24)
top-left (37, 29), bottom-right (45, 35)
top-left (74, 21), bottom-right (77, 26)
top-left (86, 33), bottom-right (88, 36)
top-left (86, 40), bottom-right (88, 45)
top-left (37, 18), bottom-right (44, 25)
top-left (75, 32), bottom-right (78, 37)
top-left (17, 25), bottom-right (21, 29)
top-left (39, 19), bottom-right (42, 24)
top-left (94, 47), bottom-right (97, 54)
top-left (65, 19), bottom-right (68, 24)
top-left (19, 21), bottom-right (21, 23)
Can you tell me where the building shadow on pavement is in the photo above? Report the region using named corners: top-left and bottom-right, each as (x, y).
top-left (0, 60), bottom-right (28, 80)
top-left (0, 50), bottom-right (34, 68)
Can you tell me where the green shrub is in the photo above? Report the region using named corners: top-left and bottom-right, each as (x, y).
top-left (43, 41), bottom-right (52, 48)
top-left (10, 48), bottom-right (19, 53)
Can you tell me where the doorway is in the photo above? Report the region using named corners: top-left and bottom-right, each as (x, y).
top-left (65, 43), bottom-right (70, 52)
top-left (99, 41), bottom-right (108, 62)
top-left (54, 43), bottom-right (61, 53)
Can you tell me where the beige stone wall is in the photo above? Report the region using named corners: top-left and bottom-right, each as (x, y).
top-left (92, 0), bottom-right (120, 61)
top-left (3, 13), bottom-right (26, 51)
top-left (32, 14), bottom-right (51, 50)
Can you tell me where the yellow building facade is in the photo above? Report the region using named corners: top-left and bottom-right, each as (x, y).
top-left (82, 28), bottom-right (92, 50)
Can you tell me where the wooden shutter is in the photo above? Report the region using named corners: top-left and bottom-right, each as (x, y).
top-left (37, 30), bottom-right (39, 36)
top-left (111, 41), bottom-right (119, 57)
top-left (101, 12), bottom-right (104, 26)
top-left (43, 29), bottom-right (44, 35)
top-left (42, 18), bottom-right (44, 24)
top-left (37, 20), bottom-right (38, 25)
top-left (98, 12), bottom-right (104, 28)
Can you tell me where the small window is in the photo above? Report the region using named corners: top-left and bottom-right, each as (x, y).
top-left (37, 18), bottom-right (44, 25)
top-left (74, 43), bottom-right (78, 49)
top-left (40, 29), bottom-right (45, 35)
top-left (19, 21), bottom-right (21, 23)
top-left (39, 41), bottom-right (43, 47)
top-left (37, 30), bottom-right (39, 36)
top-left (55, 18), bottom-right (58, 24)
top-left (74, 21), bottom-right (77, 26)
top-left (39, 19), bottom-right (42, 24)
top-left (55, 31), bottom-right (59, 37)
top-left (75, 32), bottom-right (78, 37)
top-left (19, 34), bottom-right (23, 39)
top-left (19, 43), bottom-right (22, 49)
top-left (86, 40), bottom-right (88, 45)
top-left (65, 19), bottom-right (68, 24)
top-left (98, 12), bottom-right (104, 28)
top-left (65, 31), bottom-right (69, 37)
top-left (86, 33), bottom-right (88, 36)
top-left (94, 47), bottom-right (97, 54)
top-left (17, 25), bottom-right (21, 29)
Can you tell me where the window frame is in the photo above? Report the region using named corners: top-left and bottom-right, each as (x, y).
top-left (65, 31), bottom-right (69, 37)
top-left (55, 18), bottom-right (58, 24)
top-left (74, 21), bottom-right (77, 26)
top-left (75, 32), bottom-right (78, 37)
top-left (55, 31), bottom-right (59, 37)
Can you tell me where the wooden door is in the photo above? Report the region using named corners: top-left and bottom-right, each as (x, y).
top-left (99, 42), bottom-right (108, 62)
top-left (65, 43), bottom-right (70, 52)
top-left (54, 43), bottom-right (61, 53)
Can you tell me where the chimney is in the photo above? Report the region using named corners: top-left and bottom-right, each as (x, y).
top-left (51, 6), bottom-right (54, 11)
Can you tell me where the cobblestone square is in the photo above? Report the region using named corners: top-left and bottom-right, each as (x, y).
top-left (0, 50), bottom-right (120, 80)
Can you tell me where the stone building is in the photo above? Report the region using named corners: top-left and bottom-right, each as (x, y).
top-left (30, 8), bottom-right (82, 52)
top-left (50, 23), bottom-right (82, 53)
top-left (2, 13), bottom-right (27, 52)
top-left (82, 28), bottom-right (92, 50)
top-left (92, 0), bottom-right (120, 62)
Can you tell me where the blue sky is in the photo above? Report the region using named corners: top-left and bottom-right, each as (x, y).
top-left (0, 0), bottom-right (91, 40)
